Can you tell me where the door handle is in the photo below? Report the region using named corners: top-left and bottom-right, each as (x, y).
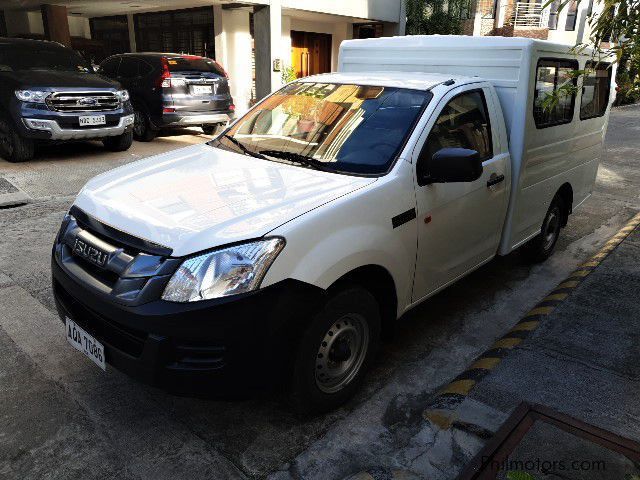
top-left (487, 174), bottom-right (505, 187)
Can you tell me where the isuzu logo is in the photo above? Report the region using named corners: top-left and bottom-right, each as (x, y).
top-left (73, 237), bottom-right (108, 267)
top-left (78, 97), bottom-right (98, 106)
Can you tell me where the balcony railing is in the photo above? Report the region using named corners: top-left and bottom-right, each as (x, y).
top-left (512, 2), bottom-right (550, 28)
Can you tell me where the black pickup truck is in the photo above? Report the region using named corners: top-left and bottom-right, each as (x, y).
top-left (0, 37), bottom-right (134, 162)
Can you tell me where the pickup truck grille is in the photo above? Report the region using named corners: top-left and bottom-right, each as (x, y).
top-left (54, 206), bottom-right (178, 307)
top-left (46, 91), bottom-right (120, 112)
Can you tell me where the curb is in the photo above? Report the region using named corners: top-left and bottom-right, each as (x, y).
top-left (423, 211), bottom-right (640, 429)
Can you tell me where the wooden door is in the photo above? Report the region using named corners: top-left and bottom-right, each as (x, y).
top-left (291, 31), bottom-right (332, 78)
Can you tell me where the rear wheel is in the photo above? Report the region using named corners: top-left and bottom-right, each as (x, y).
top-left (290, 286), bottom-right (380, 414)
top-left (201, 124), bottom-right (218, 135)
top-left (523, 195), bottom-right (565, 263)
top-left (103, 131), bottom-right (133, 152)
top-left (132, 106), bottom-right (156, 142)
top-left (0, 116), bottom-right (34, 163)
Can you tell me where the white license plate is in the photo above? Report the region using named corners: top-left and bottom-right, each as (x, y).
top-left (79, 115), bottom-right (106, 126)
top-left (192, 85), bottom-right (212, 95)
top-left (66, 317), bottom-right (106, 371)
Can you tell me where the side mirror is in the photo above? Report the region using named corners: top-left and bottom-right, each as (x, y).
top-left (421, 147), bottom-right (483, 184)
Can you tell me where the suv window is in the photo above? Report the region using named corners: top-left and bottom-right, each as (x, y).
top-left (165, 55), bottom-right (225, 75)
top-left (580, 61), bottom-right (612, 120)
top-left (421, 90), bottom-right (493, 164)
top-left (99, 57), bottom-right (120, 77)
top-left (118, 57), bottom-right (139, 78)
top-left (533, 58), bottom-right (578, 128)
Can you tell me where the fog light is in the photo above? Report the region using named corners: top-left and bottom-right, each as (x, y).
top-left (24, 119), bottom-right (53, 131)
top-left (123, 114), bottom-right (135, 126)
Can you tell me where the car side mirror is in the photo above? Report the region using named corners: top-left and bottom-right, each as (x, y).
top-left (420, 147), bottom-right (483, 185)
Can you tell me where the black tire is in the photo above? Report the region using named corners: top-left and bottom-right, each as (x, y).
top-left (522, 195), bottom-right (565, 263)
top-left (0, 116), bottom-right (34, 163)
top-left (103, 131), bottom-right (133, 152)
top-left (202, 124), bottom-right (218, 135)
top-left (132, 105), bottom-right (156, 142)
top-left (290, 286), bottom-right (381, 414)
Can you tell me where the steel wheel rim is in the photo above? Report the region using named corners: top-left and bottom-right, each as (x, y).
top-left (543, 207), bottom-right (560, 251)
top-left (315, 314), bottom-right (369, 394)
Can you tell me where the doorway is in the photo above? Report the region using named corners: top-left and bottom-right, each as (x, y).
top-left (291, 31), bottom-right (332, 79)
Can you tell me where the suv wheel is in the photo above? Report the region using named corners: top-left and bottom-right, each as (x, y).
top-left (103, 131), bottom-right (133, 152)
top-left (133, 106), bottom-right (156, 142)
top-left (522, 195), bottom-right (565, 263)
top-left (290, 286), bottom-right (380, 414)
top-left (0, 116), bottom-right (34, 163)
top-left (201, 124), bottom-right (218, 135)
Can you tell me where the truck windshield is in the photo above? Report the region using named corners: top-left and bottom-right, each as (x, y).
top-left (0, 45), bottom-right (92, 73)
top-left (211, 82), bottom-right (431, 175)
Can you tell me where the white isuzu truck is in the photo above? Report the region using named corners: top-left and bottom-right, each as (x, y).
top-left (52, 36), bottom-right (615, 412)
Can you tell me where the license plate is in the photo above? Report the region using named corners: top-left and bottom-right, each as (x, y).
top-left (79, 115), bottom-right (106, 126)
top-left (192, 85), bottom-right (212, 95)
top-left (66, 317), bottom-right (106, 371)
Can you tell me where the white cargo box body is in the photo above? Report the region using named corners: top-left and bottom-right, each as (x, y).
top-left (338, 35), bottom-right (615, 253)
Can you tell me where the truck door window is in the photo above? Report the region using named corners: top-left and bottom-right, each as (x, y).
top-left (421, 90), bottom-right (493, 166)
top-left (580, 61), bottom-right (612, 120)
top-left (533, 58), bottom-right (578, 128)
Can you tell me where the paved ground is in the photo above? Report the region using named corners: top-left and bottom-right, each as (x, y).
top-left (0, 107), bottom-right (639, 480)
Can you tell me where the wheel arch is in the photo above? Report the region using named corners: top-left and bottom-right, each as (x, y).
top-left (327, 264), bottom-right (398, 341)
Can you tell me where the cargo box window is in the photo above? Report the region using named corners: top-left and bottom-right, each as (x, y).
top-left (580, 62), bottom-right (612, 120)
top-left (533, 58), bottom-right (578, 128)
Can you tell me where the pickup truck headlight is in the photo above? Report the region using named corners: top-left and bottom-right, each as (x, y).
top-left (161, 238), bottom-right (285, 302)
top-left (15, 90), bottom-right (49, 103)
top-left (116, 90), bottom-right (130, 102)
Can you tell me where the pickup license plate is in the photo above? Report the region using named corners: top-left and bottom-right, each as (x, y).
top-left (79, 115), bottom-right (106, 126)
top-left (66, 317), bottom-right (106, 371)
top-left (192, 85), bottom-right (213, 95)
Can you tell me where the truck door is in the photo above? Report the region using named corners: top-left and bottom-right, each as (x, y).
top-left (411, 85), bottom-right (509, 302)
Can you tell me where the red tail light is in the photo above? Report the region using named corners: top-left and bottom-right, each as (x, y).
top-left (229, 104), bottom-right (235, 112)
top-left (157, 57), bottom-right (172, 88)
top-left (163, 107), bottom-right (175, 113)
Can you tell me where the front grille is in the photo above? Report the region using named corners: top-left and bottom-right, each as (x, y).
top-left (47, 91), bottom-right (120, 112)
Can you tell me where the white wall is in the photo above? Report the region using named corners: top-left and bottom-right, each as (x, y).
top-left (4, 10), bottom-right (44, 37)
top-left (281, 0), bottom-right (401, 22)
top-left (68, 16), bottom-right (91, 39)
top-left (215, 8), bottom-right (254, 113)
top-left (547, 0), bottom-right (593, 45)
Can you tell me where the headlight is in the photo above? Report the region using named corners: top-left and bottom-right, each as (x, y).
top-left (162, 238), bottom-right (285, 302)
top-left (116, 90), bottom-right (130, 102)
top-left (15, 90), bottom-right (49, 103)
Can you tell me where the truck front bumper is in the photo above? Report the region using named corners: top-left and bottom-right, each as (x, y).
top-left (51, 253), bottom-right (324, 395)
top-left (23, 114), bottom-right (134, 140)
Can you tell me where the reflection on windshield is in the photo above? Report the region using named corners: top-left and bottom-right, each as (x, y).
top-left (0, 46), bottom-right (92, 73)
top-left (212, 82), bottom-right (430, 175)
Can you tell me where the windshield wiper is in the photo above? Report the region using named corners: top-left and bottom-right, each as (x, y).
top-left (219, 134), bottom-right (268, 160)
top-left (259, 150), bottom-right (331, 172)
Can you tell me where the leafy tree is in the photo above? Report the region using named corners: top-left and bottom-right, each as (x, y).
top-left (405, 0), bottom-right (472, 35)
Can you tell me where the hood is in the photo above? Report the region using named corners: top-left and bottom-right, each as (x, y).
top-left (74, 144), bottom-right (375, 257)
top-left (3, 70), bottom-right (120, 89)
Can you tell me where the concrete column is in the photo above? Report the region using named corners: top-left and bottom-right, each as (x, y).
top-left (218, 8), bottom-right (252, 113)
top-left (213, 4), bottom-right (224, 63)
top-left (41, 4), bottom-right (71, 46)
top-left (254, 0), bottom-right (282, 101)
top-left (127, 14), bottom-right (137, 52)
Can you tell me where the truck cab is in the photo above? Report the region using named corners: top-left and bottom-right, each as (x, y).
top-left (51, 36), bottom-right (614, 413)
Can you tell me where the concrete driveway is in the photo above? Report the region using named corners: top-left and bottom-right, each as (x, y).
top-left (0, 107), bottom-right (639, 480)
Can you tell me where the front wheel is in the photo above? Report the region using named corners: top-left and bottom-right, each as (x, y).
top-left (0, 116), bottom-right (34, 162)
top-left (103, 131), bottom-right (133, 152)
top-left (201, 124), bottom-right (218, 135)
top-left (522, 195), bottom-right (565, 263)
top-left (290, 286), bottom-right (381, 414)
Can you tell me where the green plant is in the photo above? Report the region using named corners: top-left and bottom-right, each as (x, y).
top-left (281, 65), bottom-right (297, 84)
top-left (506, 472), bottom-right (537, 480)
top-left (405, 0), bottom-right (472, 35)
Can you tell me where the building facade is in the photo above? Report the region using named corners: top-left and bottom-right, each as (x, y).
top-left (0, 0), bottom-right (406, 112)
